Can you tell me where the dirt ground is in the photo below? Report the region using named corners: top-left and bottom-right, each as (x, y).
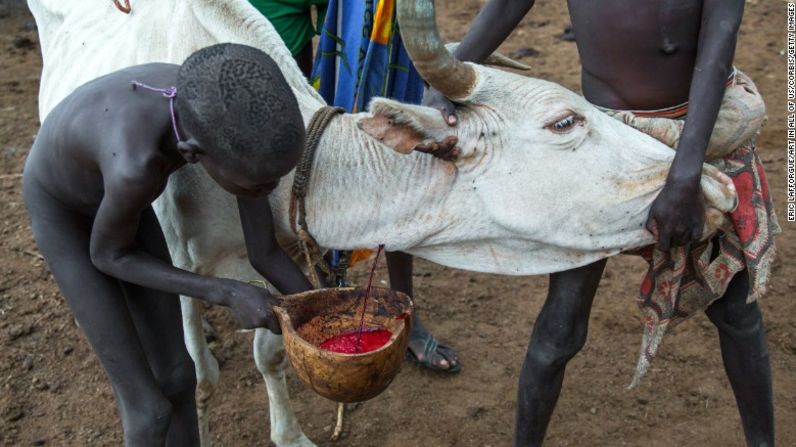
top-left (1, 1), bottom-right (794, 446)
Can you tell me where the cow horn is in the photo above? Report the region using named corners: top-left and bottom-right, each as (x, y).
top-left (397, 0), bottom-right (477, 99)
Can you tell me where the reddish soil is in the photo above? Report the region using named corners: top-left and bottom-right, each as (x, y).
top-left (1, 1), bottom-right (794, 446)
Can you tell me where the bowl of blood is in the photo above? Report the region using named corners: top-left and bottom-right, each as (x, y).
top-left (274, 286), bottom-right (413, 403)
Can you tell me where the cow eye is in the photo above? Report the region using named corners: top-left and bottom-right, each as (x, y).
top-left (546, 114), bottom-right (583, 133)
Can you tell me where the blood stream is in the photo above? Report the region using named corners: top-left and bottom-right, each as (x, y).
top-left (318, 244), bottom-right (393, 354)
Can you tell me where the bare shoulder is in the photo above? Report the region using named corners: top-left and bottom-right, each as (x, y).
top-left (36, 63), bottom-right (179, 153)
top-left (26, 63), bottom-right (181, 212)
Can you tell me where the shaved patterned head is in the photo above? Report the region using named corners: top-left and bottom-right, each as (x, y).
top-left (176, 43), bottom-right (304, 178)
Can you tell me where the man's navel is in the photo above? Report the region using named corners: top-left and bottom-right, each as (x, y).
top-left (660, 37), bottom-right (679, 55)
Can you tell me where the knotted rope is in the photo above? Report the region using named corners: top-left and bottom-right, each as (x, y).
top-left (289, 106), bottom-right (345, 288)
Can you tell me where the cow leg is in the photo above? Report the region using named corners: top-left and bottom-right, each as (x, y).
top-left (705, 271), bottom-right (774, 447)
top-left (253, 328), bottom-right (316, 447)
top-left (516, 259), bottom-right (606, 447)
top-left (181, 296), bottom-right (220, 447)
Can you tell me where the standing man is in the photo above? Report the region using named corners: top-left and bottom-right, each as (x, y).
top-left (424, 1), bottom-right (778, 446)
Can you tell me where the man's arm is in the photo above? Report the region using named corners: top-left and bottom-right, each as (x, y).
top-left (648, 0), bottom-right (744, 249)
top-left (423, 0), bottom-right (536, 123)
top-left (89, 173), bottom-right (281, 331)
top-left (237, 195), bottom-right (314, 295)
top-left (453, 0), bottom-right (536, 63)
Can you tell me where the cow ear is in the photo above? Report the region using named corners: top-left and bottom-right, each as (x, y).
top-left (358, 98), bottom-right (454, 155)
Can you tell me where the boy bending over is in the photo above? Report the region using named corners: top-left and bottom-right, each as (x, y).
top-left (23, 43), bottom-right (312, 445)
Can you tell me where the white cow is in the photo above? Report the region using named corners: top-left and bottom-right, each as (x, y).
top-left (28, 0), bottom-right (736, 446)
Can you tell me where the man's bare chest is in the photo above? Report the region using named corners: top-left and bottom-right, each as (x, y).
top-left (567, 0), bottom-right (702, 57)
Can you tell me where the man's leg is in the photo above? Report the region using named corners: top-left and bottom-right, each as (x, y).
top-left (516, 259), bottom-right (606, 447)
top-left (294, 42), bottom-right (313, 79)
top-left (386, 251), bottom-right (461, 372)
top-left (705, 271), bottom-right (774, 447)
top-left (24, 187), bottom-right (172, 445)
top-left (121, 206), bottom-right (199, 447)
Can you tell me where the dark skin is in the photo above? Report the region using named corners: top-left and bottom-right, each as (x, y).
top-left (425, 1), bottom-right (773, 446)
top-left (294, 42), bottom-right (314, 79)
top-left (386, 250), bottom-right (461, 372)
top-left (23, 63), bottom-right (312, 446)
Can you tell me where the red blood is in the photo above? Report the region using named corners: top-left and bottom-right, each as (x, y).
top-left (319, 329), bottom-right (393, 354)
top-left (320, 244), bottom-right (391, 354)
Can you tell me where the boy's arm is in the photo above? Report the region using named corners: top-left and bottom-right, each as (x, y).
top-left (423, 0), bottom-right (536, 123)
top-left (89, 173), bottom-right (281, 332)
top-left (237, 195), bottom-right (314, 295)
top-left (647, 0), bottom-right (744, 250)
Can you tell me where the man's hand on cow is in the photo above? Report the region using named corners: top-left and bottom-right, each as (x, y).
top-left (414, 135), bottom-right (461, 161)
top-left (212, 279), bottom-right (283, 333)
top-left (423, 87), bottom-right (458, 126)
top-left (417, 87), bottom-right (461, 160)
top-left (646, 177), bottom-right (706, 251)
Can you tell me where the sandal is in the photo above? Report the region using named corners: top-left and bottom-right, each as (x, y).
top-left (405, 331), bottom-right (462, 374)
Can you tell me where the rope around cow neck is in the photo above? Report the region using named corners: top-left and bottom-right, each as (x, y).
top-left (289, 105), bottom-right (345, 288)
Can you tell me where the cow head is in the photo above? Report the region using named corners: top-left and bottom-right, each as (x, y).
top-left (358, 0), bottom-right (736, 269)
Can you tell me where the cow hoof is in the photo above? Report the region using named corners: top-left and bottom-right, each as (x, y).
top-left (275, 434), bottom-right (316, 447)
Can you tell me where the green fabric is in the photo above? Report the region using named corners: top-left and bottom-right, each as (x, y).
top-left (250, 0), bottom-right (328, 55)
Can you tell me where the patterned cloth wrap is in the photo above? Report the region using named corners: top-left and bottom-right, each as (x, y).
top-left (311, 0), bottom-right (425, 267)
top-left (601, 70), bottom-right (781, 387)
top-left (310, 0), bottom-right (424, 113)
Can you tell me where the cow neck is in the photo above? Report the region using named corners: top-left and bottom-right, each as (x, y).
top-left (297, 109), bottom-right (457, 252)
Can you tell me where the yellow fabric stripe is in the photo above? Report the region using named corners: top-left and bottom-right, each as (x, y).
top-left (370, 0), bottom-right (394, 45)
